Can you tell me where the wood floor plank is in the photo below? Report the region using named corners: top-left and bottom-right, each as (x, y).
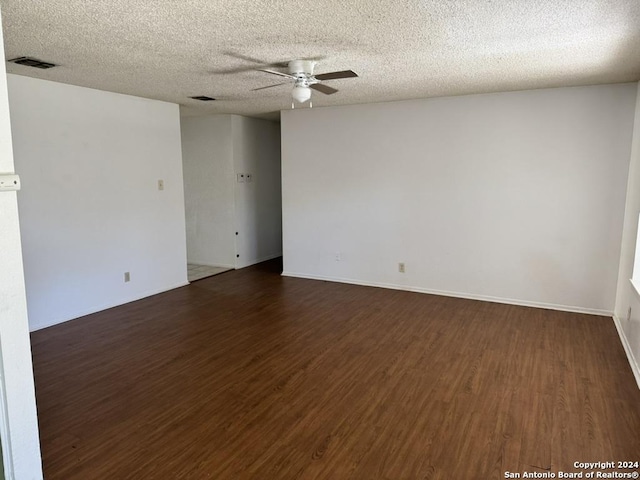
top-left (30, 259), bottom-right (640, 479)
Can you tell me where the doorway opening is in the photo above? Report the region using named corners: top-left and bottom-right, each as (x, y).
top-left (187, 264), bottom-right (231, 282)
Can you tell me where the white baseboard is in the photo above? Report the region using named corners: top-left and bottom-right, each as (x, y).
top-left (612, 315), bottom-right (640, 390)
top-left (281, 271), bottom-right (612, 317)
top-left (237, 253), bottom-right (282, 269)
top-left (29, 280), bottom-right (190, 332)
top-left (187, 261), bottom-right (235, 269)
top-left (255, 253), bottom-right (282, 263)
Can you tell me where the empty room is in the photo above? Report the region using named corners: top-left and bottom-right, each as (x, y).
top-left (0, 1), bottom-right (640, 479)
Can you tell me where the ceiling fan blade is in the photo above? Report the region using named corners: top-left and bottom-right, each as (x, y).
top-left (310, 83), bottom-right (338, 95)
top-left (314, 70), bottom-right (358, 81)
top-left (214, 51), bottom-right (289, 74)
top-left (224, 51), bottom-right (273, 65)
top-left (210, 66), bottom-right (257, 74)
top-left (252, 82), bottom-right (289, 91)
top-left (259, 69), bottom-right (296, 79)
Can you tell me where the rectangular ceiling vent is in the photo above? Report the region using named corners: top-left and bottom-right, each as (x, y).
top-left (8, 56), bottom-right (57, 69)
top-left (190, 96), bottom-right (216, 101)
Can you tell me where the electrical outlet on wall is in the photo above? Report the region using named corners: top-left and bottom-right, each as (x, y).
top-left (0, 174), bottom-right (20, 191)
top-left (335, 253), bottom-right (342, 261)
top-left (124, 272), bottom-right (131, 282)
top-left (628, 307), bottom-right (632, 322)
top-left (398, 262), bottom-right (405, 273)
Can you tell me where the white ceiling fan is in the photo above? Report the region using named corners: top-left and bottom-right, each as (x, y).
top-left (252, 60), bottom-right (358, 104)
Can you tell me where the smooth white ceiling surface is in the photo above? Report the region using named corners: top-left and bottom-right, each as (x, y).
top-left (2, 1), bottom-right (640, 120)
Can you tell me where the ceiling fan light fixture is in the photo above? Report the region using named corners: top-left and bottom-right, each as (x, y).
top-left (291, 85), bottom-right (311, 103)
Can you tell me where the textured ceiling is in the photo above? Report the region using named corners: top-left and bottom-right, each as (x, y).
top-left (2, 1), bottom-right (640, 121)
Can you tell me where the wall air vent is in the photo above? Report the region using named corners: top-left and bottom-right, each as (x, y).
top-left (8, 56), bottom-right (57, 69)
top-left (190, 96), bottom-right (216, 101)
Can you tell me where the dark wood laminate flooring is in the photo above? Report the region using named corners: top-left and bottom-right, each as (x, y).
top-left (30, 259), bottom-right (640, 479)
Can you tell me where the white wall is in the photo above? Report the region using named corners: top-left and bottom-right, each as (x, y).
top-left (0, 11), bottom-right (43, 479)
top-left (8, 75), bottom-right (188, 331)
top-left (614, 82), bottom-right (640, 387)
top-left (181, 115), bottom-right (236, 268)
top-left (181, 114), bottom-right (282, 270)
top-left (232, 116), bottom-right (282, 268)
top-left (282, 84), bottom-right (636, 315)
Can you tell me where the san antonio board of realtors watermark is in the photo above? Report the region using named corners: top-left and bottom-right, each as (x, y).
top-left (504, 461), bottom-right (639, 478)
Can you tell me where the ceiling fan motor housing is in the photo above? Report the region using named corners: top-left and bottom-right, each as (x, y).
top-left (288, 60), bottom-right (316, 76)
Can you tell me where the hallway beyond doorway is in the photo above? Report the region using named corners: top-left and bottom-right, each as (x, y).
top-left (187, 264), bottom-right (231, 282)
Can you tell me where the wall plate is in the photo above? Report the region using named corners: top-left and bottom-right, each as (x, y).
top-left (0, 174), bottom-right (20, 191)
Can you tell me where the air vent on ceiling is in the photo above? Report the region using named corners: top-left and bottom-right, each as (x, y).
top-left (190, 96), bottom-right (216, 101)
top-left (8, 56), bottom-right (57, 69)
